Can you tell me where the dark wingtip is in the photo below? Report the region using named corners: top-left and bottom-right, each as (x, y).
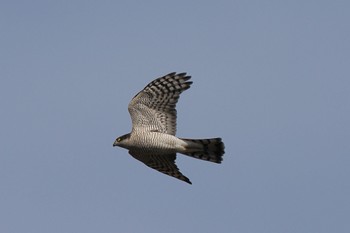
top-left (177, 72), bottom-right (187, 77)
top-left (166, 72), bottom-right (177, 76)
top-left (166, 72), bottom-right (191, 80)
top-left (184, 178), bottom-right (192, 185)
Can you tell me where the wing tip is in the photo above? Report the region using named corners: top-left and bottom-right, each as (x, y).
top-left (179, 175), bottom-right (192, 185)
top-left (185, 178), bottom-right (192, 185)
top-left (165, 72), bottom-right (191, 80)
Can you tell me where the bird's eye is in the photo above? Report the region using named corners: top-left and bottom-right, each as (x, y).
top-left (117, 137), bottom-right (121, 142)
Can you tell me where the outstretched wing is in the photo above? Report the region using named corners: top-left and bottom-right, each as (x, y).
top-left (128, 72), bottom-right (192, 135)
top-left (129, 151), bottom-right (192, 184)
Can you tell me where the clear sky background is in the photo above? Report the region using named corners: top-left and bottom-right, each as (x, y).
top-left (1, 1), bottom-right (349, 233)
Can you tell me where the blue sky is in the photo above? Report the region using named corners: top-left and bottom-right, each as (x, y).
top-left (1, 1), bottom-right (349, 232)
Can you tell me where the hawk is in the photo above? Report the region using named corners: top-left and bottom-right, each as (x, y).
top-left (113, 72), bottom-right (225, 184)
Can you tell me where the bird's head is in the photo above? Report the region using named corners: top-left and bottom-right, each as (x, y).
top-left (113, 133), bottom-right (131, 149)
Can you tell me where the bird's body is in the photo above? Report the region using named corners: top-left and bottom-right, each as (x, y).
top-left (118, 131), bottom-right (186, 154)
top-left (113, 72), bottom-right (225, 184)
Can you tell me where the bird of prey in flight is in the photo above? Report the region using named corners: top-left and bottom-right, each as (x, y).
top-left (113, 72), bottom-right (225, 184)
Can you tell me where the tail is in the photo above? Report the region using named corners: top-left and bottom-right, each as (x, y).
top-left (180, 138), bottom-right (225, 163)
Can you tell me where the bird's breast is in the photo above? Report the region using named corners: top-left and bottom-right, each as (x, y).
top-left (128, 131), bottom-right (183, 154)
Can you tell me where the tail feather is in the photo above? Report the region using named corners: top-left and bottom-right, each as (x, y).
top-left (180, 138), bottom-right (225, 163)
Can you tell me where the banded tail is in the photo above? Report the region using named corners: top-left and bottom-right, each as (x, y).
top-left (180, 138), bottom-right (225, 163)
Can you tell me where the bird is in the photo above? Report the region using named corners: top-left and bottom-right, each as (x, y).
top-left (113, 72), bottom-right (225, 184)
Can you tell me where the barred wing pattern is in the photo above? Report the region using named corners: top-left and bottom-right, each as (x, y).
top-left (128, 72), bottom-right (192, 135)
top-left (129, 151), bottom-right (191, 184)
